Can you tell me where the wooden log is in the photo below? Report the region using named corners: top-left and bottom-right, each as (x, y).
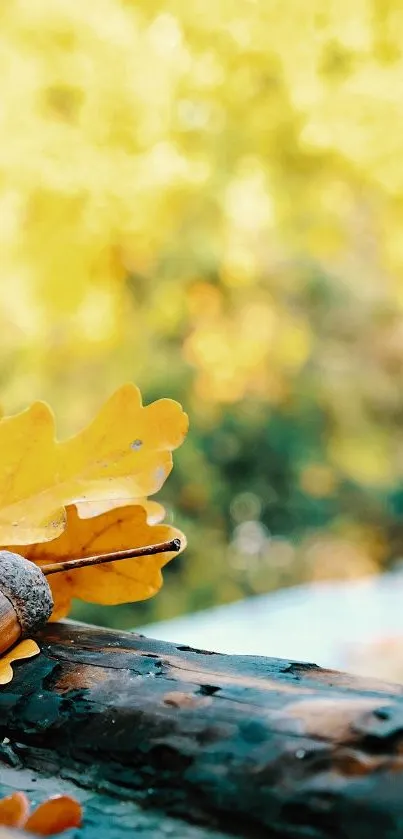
top-left (1, 622), bottom-right (403, 838)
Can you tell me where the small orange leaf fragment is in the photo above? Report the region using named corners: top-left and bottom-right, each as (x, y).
top-left (0, 639), bottom-right (40, 685)
top-left (13, 505), bottom-right (186, 620)
top-left (0, 792), bottom-right (30, 827)
top-left (25, 795), bottom-right (82, 836)
top-left (0, 793), bottom-right (82, 836)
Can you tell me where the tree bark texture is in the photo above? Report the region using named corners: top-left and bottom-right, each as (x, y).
top-left (1, 622), bottom-right (403, 838)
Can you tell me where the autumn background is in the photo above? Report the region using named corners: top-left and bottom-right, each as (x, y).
top-left (1, 1), bottom-right (403, 634)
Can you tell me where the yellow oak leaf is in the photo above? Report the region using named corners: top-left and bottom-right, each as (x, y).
top-left (12, 505), bottom-right (186, 621)
top-left (0, 384), bottom-right (188, 546)
top-left (0, 639), bottom-right (40, 685)
top-left (75, 497), bottom-right (165, 523)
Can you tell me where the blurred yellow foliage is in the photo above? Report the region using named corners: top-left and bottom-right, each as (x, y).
top-left (299, 464), bottom-right (337, 499)
top-left (2, 2), bottom-right (403, 402)
top-left (1, 0), bottom-right (403, 623)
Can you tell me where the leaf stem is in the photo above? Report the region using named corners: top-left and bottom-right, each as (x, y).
top-left (41, 538), bottom-right (181, 576)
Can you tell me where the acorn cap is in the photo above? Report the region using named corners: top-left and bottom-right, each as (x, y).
top-left (0, 551), bottom-right (53, 635)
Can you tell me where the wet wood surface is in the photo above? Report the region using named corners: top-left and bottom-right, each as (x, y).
top-left (1, 621), bottom-right (403, 838)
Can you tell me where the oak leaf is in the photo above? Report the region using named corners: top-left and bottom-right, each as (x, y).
top-left (0, 793), bottom-right (81, 835)
top-left (0, 640), bottom-right (40, 686)
top-left (12, 505), bottom-right (186, 620)
top-left (0, 384), bottom-right (188, 546)
top-left (76, 496), bottom-right (165, 523)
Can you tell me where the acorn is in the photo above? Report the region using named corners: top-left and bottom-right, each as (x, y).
top-left (0, 551), bottom-right (53, 655)
top-left (0, 538), bottom-right (181, 656)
